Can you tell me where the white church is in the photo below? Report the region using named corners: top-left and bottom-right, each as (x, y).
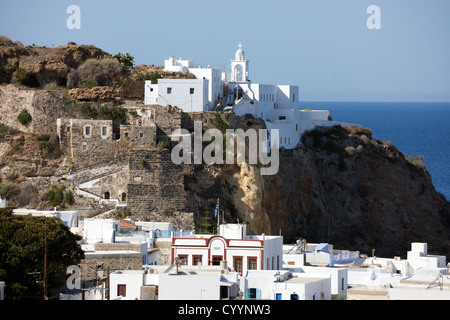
top-left (144, 43), bottom-right (351, 149)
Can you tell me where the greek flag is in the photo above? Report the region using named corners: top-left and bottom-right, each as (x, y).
top-left (214, 198), bottom-right (219, 218)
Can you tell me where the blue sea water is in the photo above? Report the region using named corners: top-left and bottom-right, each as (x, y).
top-left (299, 101), bottom-right (450, 201)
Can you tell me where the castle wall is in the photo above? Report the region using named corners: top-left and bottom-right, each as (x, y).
top-left (127, 148), bottom-right (186, 214)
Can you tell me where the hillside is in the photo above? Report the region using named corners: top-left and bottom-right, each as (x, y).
top-left (0, 38), bottom-right (448, 258)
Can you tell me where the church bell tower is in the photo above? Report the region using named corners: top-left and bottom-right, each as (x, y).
top-left (230, 42), bottom-right (249, 82)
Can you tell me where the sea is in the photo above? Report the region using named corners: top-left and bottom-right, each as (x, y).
top-left (299, 101), bottom-right (450, 201)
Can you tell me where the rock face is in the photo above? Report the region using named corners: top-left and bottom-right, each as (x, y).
top-left (197, 125), bottom-right (450, 258)
top-left (0, 42), bottom-right (107, 86)
top-left (0, 42), bottom-right (448, 258)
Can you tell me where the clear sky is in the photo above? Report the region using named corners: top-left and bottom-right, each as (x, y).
top-left (1, 0), bottom-right (449, 102)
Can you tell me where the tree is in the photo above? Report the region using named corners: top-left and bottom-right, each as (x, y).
top-left (111, 52), bottom-right (135, 68)
top-left (0, 208), bottom-right (84, 299)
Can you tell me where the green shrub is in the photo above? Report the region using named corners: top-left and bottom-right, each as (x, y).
top-left (211, 113), bottom-right (229, 132)
top-left (64, 190), bottom-right (73, 205)
top-left (408, 154), bottom-right (426, 169)
top-left (146, 72), bottom-right (161, 84)
top-left (12, 68), bottom-right (40, 87)
top-left (40, 140), bottom-right (52, 153)
top-left (67, 58), bottom-right (124, 88)
top-left (17, 109), bottom-right (32, 126)
top-left (0, 123), bottom-right (9, 133)
top-left (157, 139), bottom-right (169, 149)
top-left (0, 35), bottom-right (12, 44)
top-left (80, 79), bottom-right (97, 89)
top-left (45, 186), bottom-right (64, 207)
top-left (111, 52), bottom-right (135, 68)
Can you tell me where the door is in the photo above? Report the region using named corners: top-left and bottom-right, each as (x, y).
top-left (212, 256), bottom-right (222, 265)
top-left (117, 284), bottom-right (126, 298)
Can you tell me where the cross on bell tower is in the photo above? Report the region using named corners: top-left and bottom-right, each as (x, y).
top-left (230, 42), bottom-right (249, 82)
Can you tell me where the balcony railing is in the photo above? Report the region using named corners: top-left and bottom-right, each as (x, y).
top-left (330, 250), bottom-right (360, 265)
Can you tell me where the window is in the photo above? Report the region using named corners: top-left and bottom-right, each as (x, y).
top-left (279, 116), bottom-right (286, 120)
top-left (82, 143), bottom-right (87, 151)
top-left (293, 93), bottom-right (296, 102)
top-left (117, 284), bottom-right (126, 297)
top-left (85, 126), bottom-right (91, 136)
top-left (233, 257), bottom-right (243, 274)
top-left (178, 255), bottom-right (188, 265)
top-left (190, 88), bottom-right (195, 94)
top-left (247, 288), bottom-right (260, 299)
top-left (193, 255), bottom-right (202, 266)
top-left (296, 124), bottom-right (298, 131)
top-left (248, 257), bottom-right (257, 270)
top-left (140, 132), bottom-right (144, 138)
top-left (102, 126), bottom-right (107, 136)
top-left (212, 256), bottom-right (222, 266)
top-left (167, 87), bottom-right (172, 94)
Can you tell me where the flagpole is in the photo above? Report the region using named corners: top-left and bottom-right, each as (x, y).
top-left (215, 198), bottom-right (220, 235)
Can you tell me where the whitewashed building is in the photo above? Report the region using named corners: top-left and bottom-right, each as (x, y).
top-left (12, 208), bottom-right (78, 228)
top-left (171, 223), bottom-right (283, 276)
top-left (109, 265), bottom-right (239, 300)
top-left (144, 43), bottom-right (354, 150)
top-left (241, 270), bottom-right (331, 300)
top-left (145, 56), bottom-right (224, 112)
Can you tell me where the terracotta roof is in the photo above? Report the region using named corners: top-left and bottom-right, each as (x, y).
top-left (114, 218), bottom-right (138, 228)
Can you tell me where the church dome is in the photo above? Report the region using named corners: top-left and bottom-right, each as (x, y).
top-left (235, 42), bottom-right (245, 61)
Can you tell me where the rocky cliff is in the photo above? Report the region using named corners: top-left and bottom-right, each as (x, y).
top-left (190, 124), bottom-right (450, 258)
top-left (0, 40), bottom-right (448, 258)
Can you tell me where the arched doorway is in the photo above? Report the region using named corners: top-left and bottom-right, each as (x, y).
top-left (104, 191), bottom-right (110, 199)
top-left (208, 237), bottom-right (226, 266)
top-left (234, 65), bottom-right (243, 82)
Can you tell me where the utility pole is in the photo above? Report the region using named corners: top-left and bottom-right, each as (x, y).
top-left (43, 221), bottom-right (48, 300)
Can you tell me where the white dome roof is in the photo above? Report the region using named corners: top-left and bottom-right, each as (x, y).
top-left (235, 42), bottom-right (245, 61)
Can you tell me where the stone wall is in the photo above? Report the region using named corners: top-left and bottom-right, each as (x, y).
top-left (0, 84), bottom-right (78, 134)
top-left (79, 254), bottom-right (143, 277)
top-left (57, 118), bottom-right (130, 168)
top-left (127, 148), bottom-right (186, 214)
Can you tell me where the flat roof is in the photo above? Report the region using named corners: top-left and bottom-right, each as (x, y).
top-left (285, 276), bottom-right (327, 284)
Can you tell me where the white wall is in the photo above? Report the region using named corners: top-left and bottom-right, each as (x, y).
top-left (158, 273), bottom-right (221, 300)
top-left (150, 79), bottom-right (208, 112)
top-left (110, 271), bottom-right (144, 300)
top-left (83, 219), bottom-right (119, 244)
top-left (242, 271), bottom-right (331, 300)
top-left (190, 67), bottom-right (223, 109)
top-left (295, 266), bottom-right (347, 296)
top-left (144, 82), bottom-right (158, 105)
top-left (164, 56), bottom-right (193, 73)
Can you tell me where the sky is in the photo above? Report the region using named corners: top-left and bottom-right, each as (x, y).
top-left (1, 0), bottom-right (449, 102)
